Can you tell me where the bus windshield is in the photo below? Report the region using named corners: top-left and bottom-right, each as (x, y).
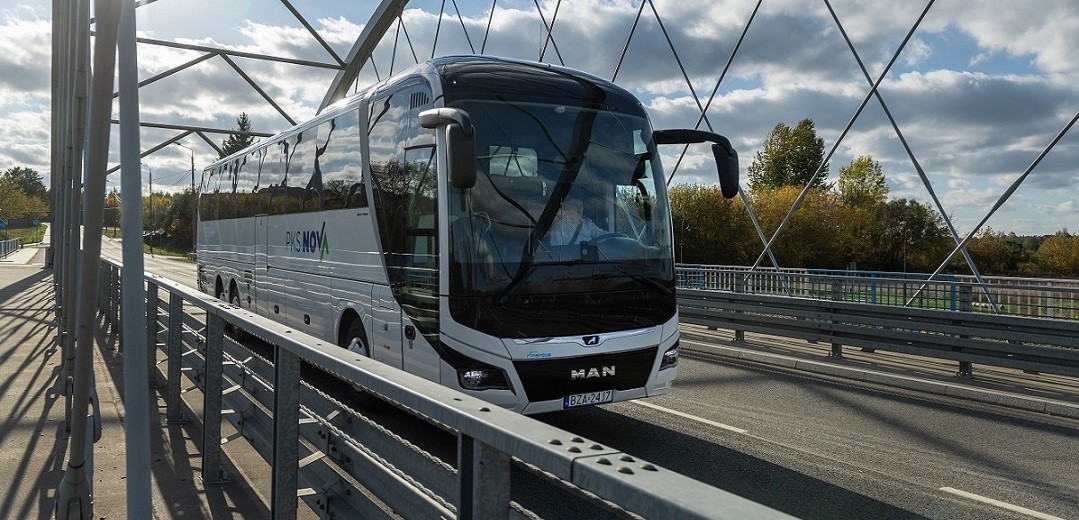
top-left (447, 98), bottom-right (675, 337)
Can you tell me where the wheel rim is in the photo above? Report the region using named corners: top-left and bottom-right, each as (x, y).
top-left (346, 336), bottom-right (368, 357)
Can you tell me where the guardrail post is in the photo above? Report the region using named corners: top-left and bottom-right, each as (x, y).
top-left (164, 293), bottom-right (185, 422)
top-left (202, 312), bottom-right (226, 482)
top-left (458, 434), bottom-right (511, 519)
top-left (733, 277), bottom-right (745, 343)
top-left (272, 346), bottom-right (301, 520)
top-left (112, 265), bottom-right (121, 336)
top-left (829, 279), bottom-right (843, 358)
top-left (146, 282), bottom-right (159, 388)
top-left (956, 285), bottom-right (973, 378)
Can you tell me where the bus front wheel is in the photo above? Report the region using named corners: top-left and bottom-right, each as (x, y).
top-left (340, 319), bottom-right (379, 407)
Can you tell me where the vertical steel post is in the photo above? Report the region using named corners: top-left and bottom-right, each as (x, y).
top-left (458, 434), bottom-right (512, 519)
top-left (166, 295), bottom-right (185, 425)
top-left (956, 285), bottom-right (973, 378)
top-left (202, 312), bottom-right (227, 482)
top-left (733, 277), bottom-right (745, 343)
top-left (828, 279), bottom-right (844, 358)
top-left (55, 0), bottom-right (121, 515)
top-left (272, 346), bottom-right (301, 520)
top-left (146, 282), bottom-right (159, 388)
top-left (117, 0), bottom-right (152, 514)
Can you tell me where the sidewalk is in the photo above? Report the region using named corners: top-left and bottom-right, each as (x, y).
top-left (0, 264), bottom-right (265, 518)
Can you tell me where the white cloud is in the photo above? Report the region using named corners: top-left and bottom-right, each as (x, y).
top-left (0, 0), bottom-right (1075, 236)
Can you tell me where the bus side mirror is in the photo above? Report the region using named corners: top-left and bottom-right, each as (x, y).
top-left (419, 108), bottom-right (476, 189)
top-left (654, 129), bottom-right (740, 198)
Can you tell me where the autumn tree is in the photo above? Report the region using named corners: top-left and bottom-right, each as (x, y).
top-left (219, 112), bottom-right (255, 158)
top-left (1031, 231), bottom-right (1079, 277)
top-left (747, 119), bottom-right (829, 192)
top-left (669, 185), bottom-right (752, 264)
top-left (963, 228), bottom-right (1029, 276)
top-left (749, 185), bottom-right (843, 268)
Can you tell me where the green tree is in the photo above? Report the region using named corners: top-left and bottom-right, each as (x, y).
top-left (1, 166), bottom-right (48, 200)
top-left (747, 119), bottom-right (829, 192)
top-left (837, 155), bottom-right (888, 207)
top-left (219, 112), bottom-right (255, 158)
top-left (883, 198), bottom-right (950, 272)
top-left (162, 189), bottom-right (197, 251)
top-left (104, 189), bottom-right (121, 231)
top-left (0, 177), bottom-right (49, 222)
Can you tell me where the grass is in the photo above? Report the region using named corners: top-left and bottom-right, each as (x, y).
top-left (1, 226), bottom-right (47, 244)
top-left (102, 227), bottom-right (195, 262)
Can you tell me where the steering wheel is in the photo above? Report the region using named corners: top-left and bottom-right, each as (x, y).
top-left (592, 232), bottom-right (628, 243)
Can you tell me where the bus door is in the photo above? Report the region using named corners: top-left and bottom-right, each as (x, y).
top-left (371, 285), bottom-right (403, 369)
top-left (254, 215), bottom-right (268, 315)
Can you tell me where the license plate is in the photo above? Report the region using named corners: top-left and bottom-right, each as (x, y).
top-left (563, 390), bottom-right (614, 408)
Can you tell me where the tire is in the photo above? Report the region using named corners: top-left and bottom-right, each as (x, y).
top-left (220, 283), bottom-right (246, 340)
top-left (340, 318), bottom-right (379, 407)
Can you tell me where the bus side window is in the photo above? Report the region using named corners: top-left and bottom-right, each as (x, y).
top-left (319, 109), bottom-right (364, 210)
top-left (262, 140), bottom-right (287, 215)
top-left (236, 152), bottom-right (258, 218)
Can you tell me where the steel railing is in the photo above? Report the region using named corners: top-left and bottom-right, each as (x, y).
top-left (678, 287), bottom-right (1079, 379)
top-left (96, 258), bottom-right (794, 520)
top-left (677, 265), bottom-right (1079, 321)
top-left (0, 238), bottom-right (21, 258)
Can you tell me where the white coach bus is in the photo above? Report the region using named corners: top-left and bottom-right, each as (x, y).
top-left (197, 55), bottom-right (738, 414)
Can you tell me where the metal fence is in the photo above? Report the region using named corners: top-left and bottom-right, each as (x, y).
top-left (0, 239), bottom-right (21, 258)
top-left (676, 265), bottom-right (1079, 321)
top-left (96, 258), bottom-right (794, 520)
top-left (677, 287), bottom-right (1079, 379)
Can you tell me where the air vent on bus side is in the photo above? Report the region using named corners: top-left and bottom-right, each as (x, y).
top-left (410, 92), bottom-right (431, 110)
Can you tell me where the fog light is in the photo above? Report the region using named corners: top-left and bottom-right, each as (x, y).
top-left (660, 344), bottom-right (679, 370)
top-left (458, 368), bottom-right (509, 390)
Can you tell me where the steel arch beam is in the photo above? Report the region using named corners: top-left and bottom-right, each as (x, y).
top-left (319, 0), bottom-right (409, 112)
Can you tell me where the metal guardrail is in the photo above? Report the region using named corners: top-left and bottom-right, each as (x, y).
top-left (96, 258), bottom-right (795, 520)
top-left (0, 238), bottom-right (21, 258)
top-left (678, 288), bottom-right (1079, 379)
top-left (677, 265), bottom-right (1079, 321)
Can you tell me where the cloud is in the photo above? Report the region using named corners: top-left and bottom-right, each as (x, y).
top-left (0, 16), bottom-right (51, 100)
top-left (1, 0), bottom-right (1075, 235)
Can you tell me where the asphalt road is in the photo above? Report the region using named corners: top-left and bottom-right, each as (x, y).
top-left (538, 354), bottom-right (1079, 520)
top-left (108, 242), bottom-right (1079, 520)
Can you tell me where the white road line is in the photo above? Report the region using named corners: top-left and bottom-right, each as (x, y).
top-left (939, 487), bottom-right (1067, 520)
top-left (632, 400), bottom-right (748, 434)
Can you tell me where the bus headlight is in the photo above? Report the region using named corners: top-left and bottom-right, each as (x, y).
top-left (458, 368), bottom-right (509, 391)
top-left (660, 343), bottom-right (679, 370)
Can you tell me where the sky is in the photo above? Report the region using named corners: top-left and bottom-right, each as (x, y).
top-left (0, 0), bottom-right (1076, 236)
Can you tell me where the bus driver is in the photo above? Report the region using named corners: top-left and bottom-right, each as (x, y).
top-left (548, 197), bottom-right (606, 246)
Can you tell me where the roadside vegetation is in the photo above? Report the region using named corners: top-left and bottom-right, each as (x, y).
top-left (671, 119), bottom-right (1079, 278)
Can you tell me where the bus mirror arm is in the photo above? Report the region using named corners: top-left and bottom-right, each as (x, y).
top-left (654, 129), bottom-right (739, 199)
top-left (420, 108), bottom-right (477, 189)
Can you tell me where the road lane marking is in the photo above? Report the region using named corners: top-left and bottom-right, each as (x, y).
top-left (939, 487), bottom-right (1066, 520)
top-left (632, 401), bottom-right (748, 434)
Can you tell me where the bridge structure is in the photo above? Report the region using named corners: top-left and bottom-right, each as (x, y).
top-left (18, 0), bottom-right (1079, 518)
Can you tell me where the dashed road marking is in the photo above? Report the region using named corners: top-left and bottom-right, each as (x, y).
top-left (633, 400), bottom-right (748, 434)
top-left (939, 487), bottom-right (1066, 520)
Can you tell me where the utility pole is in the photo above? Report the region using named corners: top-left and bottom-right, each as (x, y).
top-left (145, 164), bottom-right (153, 256)
top-left (173, 141), bottom-right (196, 254)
